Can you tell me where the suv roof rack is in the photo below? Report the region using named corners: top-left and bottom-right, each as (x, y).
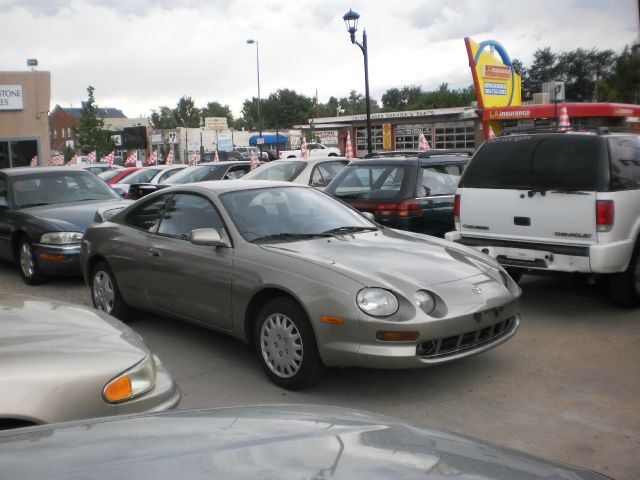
top-left (417, 149), bottom-right (474, 158)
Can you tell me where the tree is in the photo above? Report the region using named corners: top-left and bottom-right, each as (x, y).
top-left (527, 48), bottom-right (558, 96)
top-left (201, 101), bottom-right (234, 127)
top-left (76, 86), bottom-right (113, 155)
top-left (606, 42), bottom-right (640, 103)
top-left (150, 106), bottom-right (177, 129)
top-left (173, 96), bottom-right (201, 127)
top-left (263, 89), bottom-right (315, 129)
top-left (511, 58), bottom-right (531, 100)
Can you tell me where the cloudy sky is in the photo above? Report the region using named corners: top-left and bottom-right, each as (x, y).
top-left (2, 0), bottom-right (638, 118)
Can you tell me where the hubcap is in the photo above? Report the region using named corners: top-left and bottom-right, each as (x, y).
top-left (19, 243), bottom-right (34, 278)
top-left (92, 270), bottom-right (115, 313)
top-left (260, 313), bottom-right (303, 378)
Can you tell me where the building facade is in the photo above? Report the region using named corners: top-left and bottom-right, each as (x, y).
top-left (0, 71), bottom-right (51, 167)
top-left (49, 105), bottom-right (126, 152)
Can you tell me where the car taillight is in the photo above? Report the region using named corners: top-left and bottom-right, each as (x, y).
top-left (596, 200), bottom-right (614, 232)
top-left (375, 199), bottom-right (422, 218)
top-left (453, 193), bottom-right (461, 221)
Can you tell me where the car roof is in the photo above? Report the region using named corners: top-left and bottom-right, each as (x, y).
top-left (178, 179), bottom-right (306, 194)
top-left (348, 156), bottom-right (470, 167)
top-left (269, 157), bottom-right (348, 165)
top-left (0, 166), bottom-right (89, 177)
top-left (193, 161), bottom-right (253, 166)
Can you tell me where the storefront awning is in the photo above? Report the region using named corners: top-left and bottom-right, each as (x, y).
top-left (249, 134), bottom-right (287, 145)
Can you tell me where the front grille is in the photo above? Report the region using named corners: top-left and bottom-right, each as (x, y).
top-left (416, 315), bottom-right (518, 359)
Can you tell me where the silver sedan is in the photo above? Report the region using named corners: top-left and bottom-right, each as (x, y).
top-left (81, 181), bottom-right (521, 390)
top-left (0, 293), bottom-right (180, 427)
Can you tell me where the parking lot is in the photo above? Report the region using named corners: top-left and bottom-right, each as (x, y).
top-left (1, 262), bottom-right (638, 479)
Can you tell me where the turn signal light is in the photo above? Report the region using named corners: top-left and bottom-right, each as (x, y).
top-left (39, 253), bottom-right (69, 261)
top-left (376, 331), bottom-right (419, 342)
top-left (103, 375), bottom-right (132, 402)
top-left (321, 315), bottom-right (344, 325)
top-left (596, 200), bottom-right (614, 232)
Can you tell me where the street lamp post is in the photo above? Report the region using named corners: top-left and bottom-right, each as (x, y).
top-left (246, 39), bottom-right (263, 157)
top-left (343, 9), bottom-right (372, 154)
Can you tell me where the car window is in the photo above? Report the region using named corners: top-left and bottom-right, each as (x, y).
top-left (0, 177), bottom-right (7, 206)
top-left (309, 161), bottom-right (347, 187)
top-left (462, 135), bottom-right (603, 190)
top-left (10, 171), bottom-right (120, 208)
top-left (157, 194), bottom-right (224, 239)
top-left (245, 161), bottom-right (306, 181)
top-left (609, 136), bottom-right (640, 190)
top-left (418, 165), bottom-right (464, 197)
top-left (165, 165), bottom-right (224, 184)
top-left (224, 165), bottom-right (250, 179)
top-left (119, 168), bottom-right (160, 185)
top-left (329, 165), bottom-right (408, 201)
top-left (157, 168), bottom-right (182, 183)
top-left (98, 169), bottom-right (123, 182)
top-left (125, 194), bottom-right (171, 232)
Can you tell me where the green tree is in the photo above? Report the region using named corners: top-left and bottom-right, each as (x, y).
top-left (263, 89), bottom-right (315, 129)
top-left (76, 85), bottom-right (114, 155)
top-left (173, 96), bottom-right (201, 127)
top-left (606, 42), bottom-right (640, 103)
top-left (150, 106), bottom-right (178, 129)
top-left (527, 48), bottom-right (559, 96)
top-left (511, 58), bottom-right (531, 100)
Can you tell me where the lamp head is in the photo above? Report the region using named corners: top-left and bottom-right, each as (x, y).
top-left (343, 9), bottom-right (360, 35)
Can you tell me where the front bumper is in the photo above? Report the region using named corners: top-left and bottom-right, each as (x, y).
top-left (115, 355), bottom-right (181, 415)
top-left (32, 243), bottom-right (82, 276)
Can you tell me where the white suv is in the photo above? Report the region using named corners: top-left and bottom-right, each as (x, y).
top-left (445, 131), bottom-right (640, 307)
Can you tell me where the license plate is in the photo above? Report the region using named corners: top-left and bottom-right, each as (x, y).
top-left (504, 248), bottom-right (541, 261)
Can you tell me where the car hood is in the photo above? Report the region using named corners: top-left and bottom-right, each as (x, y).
top-left (19, 199), bottom-right (130, 232)
top-left (261, 228), bottom-right (505, 289)
top-left (0, 293), bottom-right (148, 375)
top-left (0, 405), bottom-right (606, 480)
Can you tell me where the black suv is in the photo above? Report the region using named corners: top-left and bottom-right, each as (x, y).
top-left (325, 150), bottom-right (472, 238)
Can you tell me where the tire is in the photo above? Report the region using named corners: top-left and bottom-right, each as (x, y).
top-left (505, 268), bottom-right (523, 284)
top-left (17, 237), bottom-right (47, 285)
top-left (254, 297), bottom-right (324, 390)
top-left (90, 261), bottom-right (134, 321)
top-left (609, 246), bottom-right (640, 308)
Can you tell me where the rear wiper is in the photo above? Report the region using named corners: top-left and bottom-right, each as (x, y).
top-left (252, 232), bottom-right (333, 243)
top-left (323, 226), bottom-right (378, 235)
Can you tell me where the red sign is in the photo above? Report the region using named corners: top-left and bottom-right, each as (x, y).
top-left (482, 65), bottom-right (511, 79)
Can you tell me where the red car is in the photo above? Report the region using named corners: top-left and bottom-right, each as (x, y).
top-left (98, 167), bottom-right (140, 185)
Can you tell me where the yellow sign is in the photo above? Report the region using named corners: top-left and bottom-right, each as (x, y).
top-left (382, 123), bottom-right (392, 150)
top-left (465, 37), bottom-right (522, 108)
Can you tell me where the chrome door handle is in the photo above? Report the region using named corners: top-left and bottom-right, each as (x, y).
top-left (146, 248), bottom-right (161, 257)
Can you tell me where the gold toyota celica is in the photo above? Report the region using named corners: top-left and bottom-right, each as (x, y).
top-left (81, 180), bottom-right (521, 390)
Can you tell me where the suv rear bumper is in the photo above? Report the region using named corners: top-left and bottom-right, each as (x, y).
top-left (444, 232), bottom-right (634, 274)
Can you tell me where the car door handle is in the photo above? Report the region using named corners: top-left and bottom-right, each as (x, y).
top-left (146, 248), bottom-right (161, 257)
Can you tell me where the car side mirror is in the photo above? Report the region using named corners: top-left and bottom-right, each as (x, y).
top-left (361, 211), bottom-right (375, 222)
top-left (189, 228), bottom-right (230, 248)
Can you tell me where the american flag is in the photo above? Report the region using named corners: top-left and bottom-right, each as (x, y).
top-left (49, 155), bottom-right (64, 166)
top-left (30, 155), bottom-right (38, 167)
top-left (418, 130), bottom-right (431, 150)
top-left (188, 150), bottom-right (197, 166)
top-left (124, 151), bottom-right (137, 167)
top-left (165, 145), bottom-right (174, 165)
top-left (66, 154), bottom-right (78, 165)
top-left (344, 131), bottom-right (354, 159)
top-left (104, 151), bottom-right (115, 166)
top-left (300, 135), bottom-right (309, 159)
top-left (557, 104), bottom-right (571, 131)
top-left (213, 149), bottom-right (219, 163)
top-left (250, 150), bottom-right (260, 170)
top-left (87, 151), bottom-right (97, 164)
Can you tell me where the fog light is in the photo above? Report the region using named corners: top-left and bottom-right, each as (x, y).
top-left (376, 331), bottom-right (419, 342)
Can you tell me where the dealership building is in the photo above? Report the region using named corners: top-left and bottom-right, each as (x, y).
top-left (0, 71), bottom-right (51, 167)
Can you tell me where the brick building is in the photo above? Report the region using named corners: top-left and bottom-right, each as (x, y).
top-left (49, 105), bottom-right (126, 152)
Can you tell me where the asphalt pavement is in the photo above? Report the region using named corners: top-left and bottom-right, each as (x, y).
top-left (1, 261), bottom-right (639, 479)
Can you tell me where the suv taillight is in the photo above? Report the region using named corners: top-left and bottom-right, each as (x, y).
top-left (376, 199), bottom-right (422, 218)
top-left (596, 200), bottom-right (614, 232)
top-left (453, 193), bottom-right (461, 221)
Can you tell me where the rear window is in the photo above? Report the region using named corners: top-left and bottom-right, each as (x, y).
top-left (327, 165), bottom-right (410, 201)
top-left (418, 164), bottom-right (465, 196)
top-left (246, 161), bottom-right (305, 181)
top-left (164, 165), bottom-right (224, 184)
top-left (461, 135), bottom-right (604, 191)
top-left (609, 136), bottom-right (640, 190)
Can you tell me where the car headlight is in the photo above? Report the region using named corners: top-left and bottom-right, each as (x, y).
top-left (40, 232), bottom-right (84, 245)
top-left (414, 290), bottom-right (436, 315)
top-left (356, 288), bottom-right (399, 317)
top-left (103, 354), bottom-right (157, 404)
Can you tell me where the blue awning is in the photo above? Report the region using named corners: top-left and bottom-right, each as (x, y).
top-left (249, 134), bottom-right (288, 145)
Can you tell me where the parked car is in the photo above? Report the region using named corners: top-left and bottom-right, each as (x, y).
top-left (201, 150), bottom-right (244, 162)
top-left (241, 158), bottom-right (349, 190)
top-left (278, 142), bottom-right (341, 159)
top-left (445, 131), bottom-right (640, 307)
top-left (325, 150), bottom-right (472, 237)
top-left (81, 181), bottom-right (521, 390)
top-left (111, 165), bottom-right (187, 198)
top-left (126, 161), bottom-right (256, 199)
top-left (0, 293), bottom-right (180, 428)
top-left (0, 167), bottom-right (129, 284)
top-left (98, 167), bottom-right (141, 185)
top-left (79, 163), bottom-right (122, 175)
top-left (236, 146), bottom-right (268, 161)
top-left (0, 405), bottom-right (609, 479)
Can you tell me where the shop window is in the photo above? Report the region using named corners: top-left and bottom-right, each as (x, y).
top-left (355, 126), bottom-right (383, 152)
top-left (0, 142), bottom-right (9, 169)
top-left (394, 124), bottom-right (433, 150)
top-left (0, 140), bottom-right (38, 168)
top-left (434, 121), bottom-right (475, 149)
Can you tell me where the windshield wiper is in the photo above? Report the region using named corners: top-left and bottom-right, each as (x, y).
top-left (322, 226), bottom-right (378, 235)
top-left (252, 232), bottom-right (333, 243)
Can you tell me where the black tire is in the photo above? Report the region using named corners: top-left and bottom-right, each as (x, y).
top-left (90, 261), bottom-right (134, 321)
top-left (17, 237), bottom-right (47, 286)
top-left (254, 297), bottom-right (324, 390)
top-left (505, 268), bottom-right (523, 284)
top-left (609, 246), bottom-right (640, 308)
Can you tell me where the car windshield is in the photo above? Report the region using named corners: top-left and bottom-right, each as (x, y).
top-left (98, 169), bottom-right (122, 182)
top-left (220, 186), bottom-right (376, 242)
top-left (118, 168), bottom-right (162, 184)
top-left (243, 161), bottom-right (306, 181)
top-left (164, 165), bottom-right (226, 184)
top-left (11, 171), bottom-right (121, 208)
top-left (328, 165), bottom-right (409, 201)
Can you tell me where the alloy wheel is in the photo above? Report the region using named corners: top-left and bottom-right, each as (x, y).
top-left (19, 242), bottom-right (34, 278)
top-left (92, 270), bottom-right (115, 314)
